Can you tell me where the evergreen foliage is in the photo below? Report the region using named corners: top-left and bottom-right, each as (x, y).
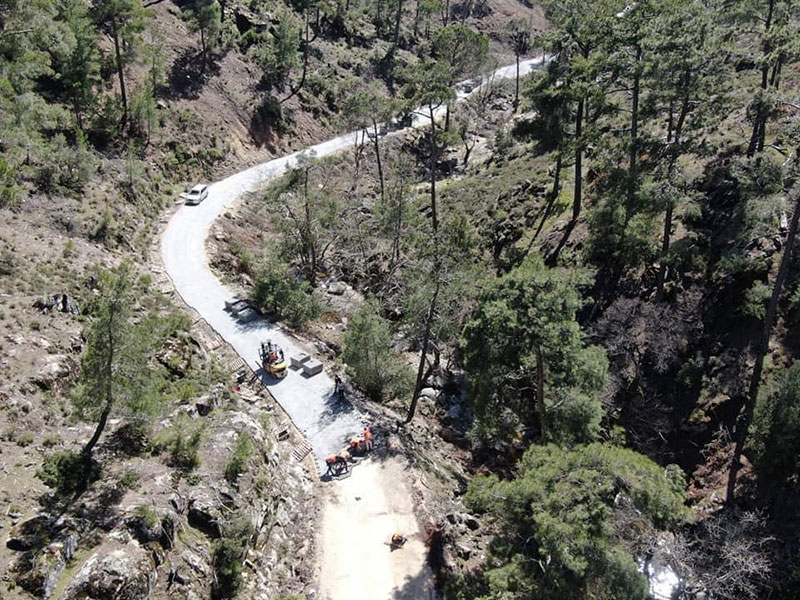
top-left (458, 443), bottom-right (689, 600)
top-left (212, 516), bottom-right (254, 599)
top-left (224, 432), bottom-right (254, 484)
top-left (252, 260), bottom-right (323, 328)
top-left (462, 255), bottom-right (607, 443)
top-left (72, 262), bottom-right (164, 459)
top-left (751, 361), bottom-right (800, 485)
top-left (342, 299), bottom-right (413, 401)
top-left (182, 0), bottom-right (222, 69)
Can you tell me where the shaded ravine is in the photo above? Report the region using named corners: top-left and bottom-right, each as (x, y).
top-left (161, 56), bottom-right (549, 475)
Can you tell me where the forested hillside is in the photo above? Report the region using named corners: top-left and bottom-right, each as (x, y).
top-left (1, 1), bottom-right (799, 600)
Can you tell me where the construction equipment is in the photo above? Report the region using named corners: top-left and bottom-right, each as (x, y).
top-left (390, 533), bottom-right (407, 549)
top-left (259, 340), bottom-right (288, 379)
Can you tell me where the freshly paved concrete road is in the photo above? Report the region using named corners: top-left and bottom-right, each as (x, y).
top-left (161, 57), bottom-right (548, 475)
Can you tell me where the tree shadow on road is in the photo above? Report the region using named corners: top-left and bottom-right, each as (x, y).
top-left (391, 554), bottom-right (441, 600)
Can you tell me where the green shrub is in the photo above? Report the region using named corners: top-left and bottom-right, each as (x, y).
top-left (224, 432), bottom-right (254, 484)
top-left (0, 156), bottom-right (21, 208)
top-left (36, 450), bottom-right (100, 497)
top-left (117, 469), bottom-right (141, 490)
top-left (740, 280), bottom-right (771, 320)
top-left (213, 517), bottom-right (254, 599)
top-left (42, 434), bottom-right (62, 448)
top-left (253, 474), bottom-right (270, 494)
top-left (16, 432), bottom-right (34, 447)
top-left (112, 421), bottom-right (151, 456)
top-left (252, 262), bottom-right (322, 328)
top-left (230, 239), bottom-right (256, 275)
top-left (342, 299), bottom-right (412, 401)
top-left (750, 363), bottom-right (800, 484)
top-left (156, 414), bottom-right (205, 473)
top-left (136, 504), bottom-right (159, 529)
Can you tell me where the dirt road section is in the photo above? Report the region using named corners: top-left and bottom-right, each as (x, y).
top-left (318, 457), bottom-right (436, 600)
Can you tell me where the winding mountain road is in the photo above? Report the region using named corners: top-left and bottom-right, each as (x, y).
top-left (161, 57), bottom-right (548, 600)
top-left (161, 56), bottom-right (548, 475)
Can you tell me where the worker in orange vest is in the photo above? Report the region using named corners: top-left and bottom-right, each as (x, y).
top-left (364, 427), bottom-right (374, 451)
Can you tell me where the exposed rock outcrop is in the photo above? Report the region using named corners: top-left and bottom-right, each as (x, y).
top-left (62, 543), bottom-right (156, 600)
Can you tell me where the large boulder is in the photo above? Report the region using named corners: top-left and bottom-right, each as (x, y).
top-left (15, 540), bottom-right (72, 599)
top-left (34, 354), bottom-right (76, 390)
top-left (187, 490), bottom-right (222, 538)
top-left (6, 515), bottom-right (50, 551)
top-left (63, 544), bottom-right (155, 600)
top-left (34, 293), bottom-right (79, 315)
top-left (11, 517), bottom-right (81, 600)
top-left (156, 338), bottom-right (192, 377)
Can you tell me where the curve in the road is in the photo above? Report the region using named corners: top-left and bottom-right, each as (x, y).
top-left (161, 56), bottom-right (549, 475)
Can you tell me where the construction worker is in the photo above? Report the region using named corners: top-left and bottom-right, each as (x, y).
top-left (325, 455), bottom-right (338, 477)
top-left (349, 437), bottom-right (363, 454)
top-left (334, 374), bottom-right (342, 396)
top-left (335, 453), bottom-right (349, 473)
top-left (363, 427), bottom-right (373, 451)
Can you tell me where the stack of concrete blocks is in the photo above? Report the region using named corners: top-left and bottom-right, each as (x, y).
top-left (289, 350), bottom-right (323, 376)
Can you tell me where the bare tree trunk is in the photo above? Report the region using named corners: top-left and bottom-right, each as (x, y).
top-left (405, 105), bottom-right (441, 424)
top-left (111, 17), bottom-right (128, 126)
top-left (73, 96), bottom-right (84, 133)
top-left (282, 10), bottom-right (311, 104)
top-left (200, 26), bottom-right (206, 72)
top-left (747, 0), bottom-right (775, 158)
top-left (392, 0), bottom-right (404, 49)
top-left (83, 319), bottom-right (115, 458)
top-left (83, 401), bottom-right (112, 459)
top-left (625, 46), bottom-right (641, 225)
top-left (352, 130), bottom-right (366, 191)
top-left (546, 96), bottom-right (583, 266)
top-left (656, 93), bottom-right (690, 300)
top-left (573, 96), bottom-right (584, 222)
top-left (655, 200), bottom-right (674, 301)
top-left (727, 189), bottom-right (800, 503)
top-left (535, 344), bottom-right (546, 438)
top-left (406, 276), bottom-right (440, 424)
top-left (303, 166), bottom-right (318, 285)
top-left (371, 119), bottom-right (385, 204)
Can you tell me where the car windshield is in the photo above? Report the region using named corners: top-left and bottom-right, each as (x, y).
top-left (189, 185), bottom-right (205, 195)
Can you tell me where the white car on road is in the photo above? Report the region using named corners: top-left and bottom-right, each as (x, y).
top-left (183, 184), bottom-right (208, 205)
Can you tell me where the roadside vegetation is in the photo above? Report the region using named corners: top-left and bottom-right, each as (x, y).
top-left (2, 1), bottom-right (800, 600)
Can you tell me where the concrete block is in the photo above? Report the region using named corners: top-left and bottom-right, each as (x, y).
top-left (237, 307), bottom-right (258, 322)
top-left (290, 352), bottom-right (310, 369)
top-left (302, 359), bottom-right (323, 376)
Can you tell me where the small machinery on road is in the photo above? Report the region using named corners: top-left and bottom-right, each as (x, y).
top-left (260, 340), bottom-right (288, 379)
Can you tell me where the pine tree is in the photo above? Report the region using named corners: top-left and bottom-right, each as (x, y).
top-left (462, 255), bottom-right (607, 443)
top-left (539, 0), bottom-right (620, 264)
top-left (182, 0), bottom-right (222, 72)
top-left (56, 0), bottom-right (100, 132)
top-left (93, 0), bottom-right (146, 128)
top-left (74, 262), bottom-right (162, 460)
